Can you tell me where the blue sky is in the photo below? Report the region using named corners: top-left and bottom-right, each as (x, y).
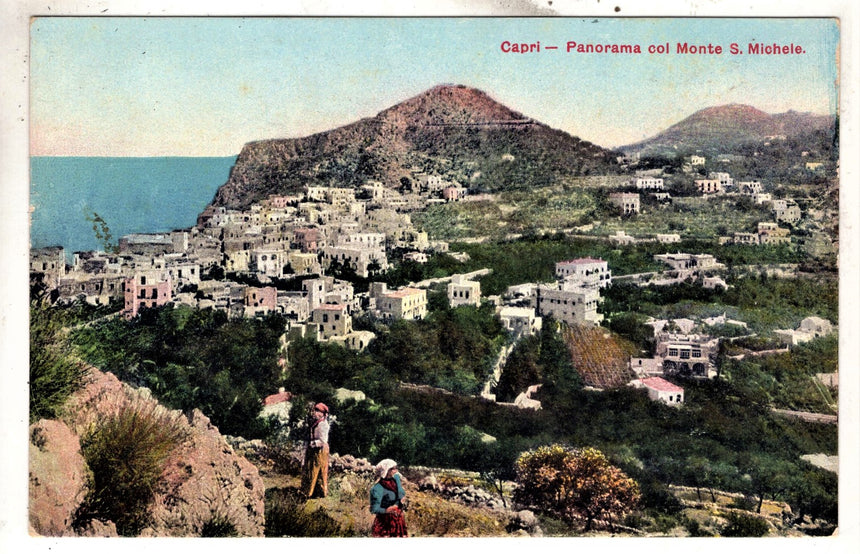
top-left (30, 17), bottom-right (839, 156)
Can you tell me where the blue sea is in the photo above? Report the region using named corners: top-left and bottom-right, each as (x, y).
top-left (30, 156), bottom-right (237, 257)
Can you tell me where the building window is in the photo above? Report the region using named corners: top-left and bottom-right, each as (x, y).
top-left (668, 348), bottom-right (678, 357)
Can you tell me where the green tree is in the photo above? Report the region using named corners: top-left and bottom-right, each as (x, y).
top-left (496, 335), bottom-right (541, 402)
top-left (720, 512), bottom-right (770, 537)
top-left (85, 211), bottom-right (119, 254)
top-left (741, 453), bottom-right (796, 514)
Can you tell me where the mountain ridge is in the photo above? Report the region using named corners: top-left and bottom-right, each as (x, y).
top-left (621, 103), bottom-right (835, 156)
top-left (211, 84), bottom-right (619, 209)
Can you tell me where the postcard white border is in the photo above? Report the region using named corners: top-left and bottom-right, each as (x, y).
top-left (2, 2), bottom-right (857, 554)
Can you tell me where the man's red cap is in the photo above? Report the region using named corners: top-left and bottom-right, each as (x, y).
top-left (314, 402), bottom-right (329, 414)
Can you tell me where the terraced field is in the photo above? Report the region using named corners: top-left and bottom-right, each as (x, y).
top-left (562, 324), bottom-right (637, 388)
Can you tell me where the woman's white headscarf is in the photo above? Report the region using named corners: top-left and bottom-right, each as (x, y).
top-left (374, 458), bottom-right (397, 480)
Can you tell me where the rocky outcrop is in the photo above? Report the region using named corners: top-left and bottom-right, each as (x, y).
top-left (29, 368), bottom-right (266, 537)
top-left (28, 419), bottom-right (91, 536)
top-left (145, 409), bottom-right (265, 537)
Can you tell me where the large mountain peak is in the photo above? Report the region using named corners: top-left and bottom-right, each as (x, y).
top-left (376, 84), bottom-right (527, 127)
top-left (211, 84), bottom-right (618, 209)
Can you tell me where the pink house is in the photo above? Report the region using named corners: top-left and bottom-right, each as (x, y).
top-left (244, 286), bottom-right (278, 315)
top-left (293, 227), bottom-right (323, 253)
top-left (123, 271), bottom-right (173, 319)
top-left (442, 185), bottom-right (467, 202)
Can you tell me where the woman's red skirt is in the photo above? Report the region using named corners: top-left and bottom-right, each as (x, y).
top-left (372, 509), bottom-right (408, 537)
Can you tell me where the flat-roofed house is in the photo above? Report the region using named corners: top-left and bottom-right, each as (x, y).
top-left (654, 253), bottom-right (719, 271)
top-left (632, 377), bottom-right (685, 405)
top-left (30, 246), bottom-right (66, 290)
top-left (58, 273), bottom-right (125, 306)
top-left (773, 200), bottom-right (802, 224)
top-left (498, 306), bottom-right (542, 339)
top-left (123, 270), bottom-right (173, 319)
top-left (757, 222), bottom-right (791, 245)
top-left (293, 227), bottom-right (324, 253)
top-left (708, 172), bottom-right (734, 191)
top-left (448, 274), bottom-right (481, 307)
top-left (656, 334), bottom-right (719, 378)
top-left (695, 179), bottom-right (722, 194)
top-left (554, 257), bottom-right (612, 288)
top-left (631, 177), bottom-right (664, 190)
top-left (377, 287), bottom-right (428, 321)
top-left (534, 282), bottom-right (603, 325)
top-left (310, 303), bottom-right (353, 340)
top-left (609, 192), bottom-right (640, 215)
top-left (242, 286), bottom-right (278, 317)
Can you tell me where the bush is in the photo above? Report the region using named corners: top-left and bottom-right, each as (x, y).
top-left (29, 300), bottom-right (90, 421)
top-left (720, 512), bottom-right (770, 537)
top-left (75, 400), bottom-right (187, 535)
top-left (514, 445), bottom-right (640, 530)
top-left (200, 513), bottom-right (239, 537)
top-left (264, 488), bottom-right (349, 537)
top-left (682, 515), bottom-right (714, 537)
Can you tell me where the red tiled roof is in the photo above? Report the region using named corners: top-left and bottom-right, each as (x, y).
top-left (385, 287), bottom-right (423, 298)
top-left (263, 391), bottom-right (292, 406)
top-left (640, 377), bottom-right (684, 393)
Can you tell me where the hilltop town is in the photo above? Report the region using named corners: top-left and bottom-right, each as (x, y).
top-left (30, 149), bottom-right (837, 409)
top-left (28, 85), bottom-right (839, 537)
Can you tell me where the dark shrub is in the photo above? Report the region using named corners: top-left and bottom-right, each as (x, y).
top-left (721, 512), bottom-right (770, 537)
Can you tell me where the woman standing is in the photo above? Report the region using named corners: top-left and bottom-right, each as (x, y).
top-left (369, 459), bottom-right (408, 537)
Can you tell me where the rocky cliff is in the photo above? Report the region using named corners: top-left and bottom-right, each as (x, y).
top-left (29, 368), bottom-right (265, 537)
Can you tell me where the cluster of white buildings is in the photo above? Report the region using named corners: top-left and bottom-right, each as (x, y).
top-left (30, 177), bottom-right (459, 322)
top-left (775, 316), bottom-right (835, 346)
top-left (502, 257), bottom-right (610, 329)
top-left (721, 221), bottom-right (791, 246)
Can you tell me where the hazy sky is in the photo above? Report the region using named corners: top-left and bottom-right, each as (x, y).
top-left (30, 17), bottom-right (839, 156)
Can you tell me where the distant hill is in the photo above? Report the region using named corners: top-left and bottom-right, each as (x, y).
top-left (621, 104), bottom-right (835, 157)
top-left (212, 84), bottom-right (620, 210)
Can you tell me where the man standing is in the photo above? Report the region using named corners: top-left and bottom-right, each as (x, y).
top-left (301, 402), bottom-right (330, 499)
